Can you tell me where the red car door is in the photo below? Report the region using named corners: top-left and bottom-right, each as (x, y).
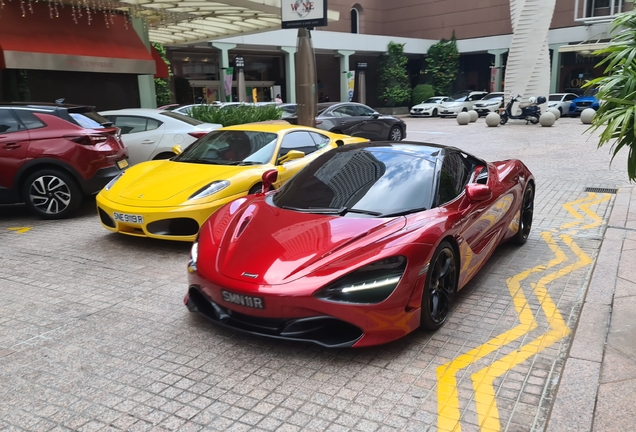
top-left (0, 109), bottom-right (30, 194)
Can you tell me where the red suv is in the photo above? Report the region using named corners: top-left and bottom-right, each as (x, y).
top-left (0, 103), bottom-right (129, 219)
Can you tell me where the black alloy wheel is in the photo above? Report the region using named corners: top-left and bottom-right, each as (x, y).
top-left (421, 241), bottom-right (458, 330)
top-left (432, 108), bottom-right (438, 117)
top-left (22, 169), bottom-right (82, 219)
top-left (389, 126), bottom-right (403, 141)
top-left (513, 183), bottom-right (534, 245)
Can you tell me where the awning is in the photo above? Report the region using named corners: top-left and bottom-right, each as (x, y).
top-left (558, 42), bottom-right (609, 55)
top-left (0, 1), bottom-right (156, 74)
top-left (151, 46), bottom-right (170, 79)
top-left (118, 0), bottom-right (340, 45)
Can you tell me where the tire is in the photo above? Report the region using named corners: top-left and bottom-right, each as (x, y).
top-left (440, 115), bottom-right (446, 118)
top-left (153, 152), bottom-right (175, 160)
top-left (500, 115), bottom-right (508, 125)
top-left (21, 169), bottom-right (82, 219)
top-left (389, 126), bottom-right (403, 141)
top-left (248, 184), bottom-right (262, 195)
top-left (432, 108), bottom-right (438, 117)
top-left (420, 241), bottom-right (458, 330)
top-left (462, 108), bottom-right (468, 112)
top-left (530, 115), bottom-right (539, 125)
top-left (513, 183), bottom-right (534, 245)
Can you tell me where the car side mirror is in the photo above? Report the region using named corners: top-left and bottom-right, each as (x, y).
top-left (172, 145), bottom-right (182, 155)
top-left (277, 150), bottom-right (305, 164)
top-left (466, 183), bottom-right (492, 202)
top-left (372, 113), bottom-right (380, 119)
top-left (261, 169), bottom-right (278, 193)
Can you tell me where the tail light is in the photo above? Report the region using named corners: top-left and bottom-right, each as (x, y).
top-left (316, 121), bottom-right (323, 125)
top-left (188, 131), bottom-right (209, 139)
top-left (65, 135), bottom-right (109, 145)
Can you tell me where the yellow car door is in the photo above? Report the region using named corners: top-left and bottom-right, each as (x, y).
top-left (273, 130), bottom-right (322, 186)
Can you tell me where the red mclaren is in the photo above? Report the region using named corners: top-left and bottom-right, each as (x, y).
top-left (184, 141), bottom-right (534, 347)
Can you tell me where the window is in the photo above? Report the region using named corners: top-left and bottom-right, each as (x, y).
top-left (437, 152), bottom-right (471, 205)
top-left (333, 105), bottom-right (357, 117)
top-left (110, 116), bottom-right (162, 135)
top-left (279, 131), bottom-right (317, 158)
top-left (350, 8), bottom-right (359, 34)
top-left (356, 105), bottom-right (375, 117)
top-left (159, 111), bottom-right (204, 125)
top-left (174, 130), bottom-right (278, 164)
top-left (309, 132), bottom-right (331, 149)
top-left (565, 94), bottom-right (578, 101)
top-left (0, 110), bottom-right (22, 133)
top-left (13, 110), bottom-right (46, 130)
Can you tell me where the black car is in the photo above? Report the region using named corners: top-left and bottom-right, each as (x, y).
top-left (287, 102), bottom-right (406, 141)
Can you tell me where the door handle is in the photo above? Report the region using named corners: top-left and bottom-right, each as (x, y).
top-left (141, 140), bottom-right (155, 145)
top-left (2, 142), bottom-right (20, 149)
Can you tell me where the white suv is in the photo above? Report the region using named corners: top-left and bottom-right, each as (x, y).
top-left (473, 92), bottom-right (505, 116)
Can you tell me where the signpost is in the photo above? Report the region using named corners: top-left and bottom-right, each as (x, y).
top-left (234, 56), bottom-right (246, 102)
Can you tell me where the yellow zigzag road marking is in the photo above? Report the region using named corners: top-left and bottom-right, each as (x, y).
top-left (436, 233), bottom-right (568, 432)
top-left (560, 193), bottom-right (597, 230)
top-left (579, 194), bottom-right (611, 230)
top-left (470, 233), bottom-right (592, 431)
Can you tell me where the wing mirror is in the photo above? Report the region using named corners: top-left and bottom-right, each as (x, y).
top-left (465, 183), bottom-right (492, 202)
top-left (278, 150), bottom-right (305, 164)
top-left (261, 169), bottom-right (278, 193)
top-left (372, 113), bottom-right (380, 119)
top-left (172, 145), bottom-right (182, 155)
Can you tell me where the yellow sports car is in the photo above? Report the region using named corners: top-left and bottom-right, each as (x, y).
top-left (96, 124), bottom-right (367, 242)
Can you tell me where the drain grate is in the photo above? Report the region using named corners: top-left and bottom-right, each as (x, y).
top-left (585, 187), bottom-right (618, 194)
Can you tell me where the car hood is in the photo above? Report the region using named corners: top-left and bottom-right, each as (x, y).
top-left (442, 102), bottom-right (464, 108)
top-left (474, 99), bottom-right (501, 105)
top-left (104, 160), bottom-right (262, 206)
top-left (574, 96), bottom-right (598, 103)
top-left (412, 103), bottom-right (438, 109)
top-left (204, 198), bottom-right (407, 285)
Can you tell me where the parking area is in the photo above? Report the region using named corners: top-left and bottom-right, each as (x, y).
top-left (0, 116), bottom-right (630, 432)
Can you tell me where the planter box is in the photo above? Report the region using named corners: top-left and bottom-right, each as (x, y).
top-left (375, 107), bottom-right (409, 115)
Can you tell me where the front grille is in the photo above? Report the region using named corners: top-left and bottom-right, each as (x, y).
top-left (98, 207), bottom-right (116, 228)
top-left (146, 218), bottom-right (199, 236)
top-left (584, 187), bottom-right (618, 194)
top-left (577, 102), bottom-right (592, 107)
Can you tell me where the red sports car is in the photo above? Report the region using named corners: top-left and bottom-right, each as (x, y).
top-left (184, 141), bottom-right (534, 347)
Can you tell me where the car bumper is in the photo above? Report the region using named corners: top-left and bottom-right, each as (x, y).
top-left (96, 191), bottom-right (246, 242)
top-left (184, 266), bottom-right (424, 348)
top-left (80, 161), bottom-right (129, 195)
top-left (410, 111), bottom-right (432, 117)
top-left (439, 109), bottom-right (459, 116)
top-left (474, 107), bottom-right (496, 115)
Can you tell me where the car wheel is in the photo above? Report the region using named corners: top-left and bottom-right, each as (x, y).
top-left (432, 108), bottom-right (438, 117)
top-left (249, 184), bottom-right (263, 195)
top-left (21, 169), bottom-right (82, 219)
top-left (500, 115), bottom-right (508, 125)
top-left (420, 240), bottom-right (458, 330)
top-left (440, 115), bottom-right (446, 118)
top-left (513, 183), bottom-right (534, 245)
top-left (462, 108), bottom-right (468, 112)
top-left (389, 126), bottom-right (403, 141)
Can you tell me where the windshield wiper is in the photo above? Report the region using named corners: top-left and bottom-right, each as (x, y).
top-left (380, 206), bottom-right (428, 218)
top-left (225, 161), bottom-right (262, 166)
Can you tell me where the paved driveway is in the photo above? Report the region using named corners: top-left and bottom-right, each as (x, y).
top-left (0, 116), bottom-right (630, 432)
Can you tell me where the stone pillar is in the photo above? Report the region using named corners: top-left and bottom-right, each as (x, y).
top-left (358, 70), bottom-right (366, 105)
top-left (130, 13), bottom-right (157, 108)
top-left (337, 50), bottom-right (355, 102)
top-left (281, 46), bottom-right (297, 103)
top-left (487, 49), bottom-right (507, 92)
top-left (295, 28), bottom-right (317, 128)
top-left (549, 44), bottom-right (562, 93)
top-left (211, 42), bottom-right (236, 102)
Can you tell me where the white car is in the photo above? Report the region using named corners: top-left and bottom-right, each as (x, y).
top-left (100, 109), bottom-right (222, 165)
top-left (548, 93), bottom-right (579, 116)
top-left (169, 103), bottom-right (222, 116)
top-left (472, 92), bottom-right (505, 116)
top-left (439, 91), bottom-right (488, 117)
top-left (410, 97), bottom-right (452, 117)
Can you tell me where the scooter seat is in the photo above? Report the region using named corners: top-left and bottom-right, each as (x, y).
top-left (518, 102), bottom-right (534, 108)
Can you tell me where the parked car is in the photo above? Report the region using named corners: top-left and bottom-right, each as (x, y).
top-left (157, 103), bottom-right (180, 110)
top-left (99, 109), bottom-right (221, 165)
top-left (96, 124), bottom-right (368, 242)
top-left (279, 103), bottom-right (298, 119)
top-left (184, 140), bottom-right (535, 347)
top-left (0, 103), bottom-right (128, 219)
top-left (439, 91), bottom-right (488, 117)
top-left (410, 97), bottom-right (452, 117)
top-left (568, 88), bottom-right (600, 116)
top-left (472, 92), bottom-right (505, 116)
top-left (286, 102), bottom-right (406, 141)
top-left (547, 93), bottom-right (579, 116)
top-left (169, 103), bottom-right (222, 116)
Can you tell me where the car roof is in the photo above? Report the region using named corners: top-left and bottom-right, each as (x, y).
top-left (331, 140), bottom-right (473, 162)
top-left (220, 123), bottom-right (328, 133)
top-left (1, 103), bottom-right (95, 113)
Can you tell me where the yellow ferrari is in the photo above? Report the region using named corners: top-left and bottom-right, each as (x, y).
top-left (96, 123), bottom-right (367, 241)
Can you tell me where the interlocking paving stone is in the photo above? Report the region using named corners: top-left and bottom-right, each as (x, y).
top-left (0, 117), bottom-right (630, 431)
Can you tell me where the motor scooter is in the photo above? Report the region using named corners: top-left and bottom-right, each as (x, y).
top-left (500, 95), bottom-right (546, 125)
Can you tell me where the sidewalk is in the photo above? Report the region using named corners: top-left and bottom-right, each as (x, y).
top-left (546, 186), bottom-right (636, 431)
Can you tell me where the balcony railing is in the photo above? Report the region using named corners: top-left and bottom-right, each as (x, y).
top-left (574, 0), bottom-right (625, 23)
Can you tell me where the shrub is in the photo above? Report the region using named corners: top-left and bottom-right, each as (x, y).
top-left (378, 42), bottom-right (411, 107)
top-left (189, 105), bottom-right (283, 126)
top-left (151, 42), bottom-right (173, 107)
top-left (424, 36), bottom-right (460, 96)
top-left (412, 84), bottom-right (435, 106)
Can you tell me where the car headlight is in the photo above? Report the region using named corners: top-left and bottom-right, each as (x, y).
top-left (105, 173), bottom-right (123, 191)
top-left (314, 256), bottom-right (407, 304)
top-left (188, 180), bottom-right (230, 201)
top-left (486, 101), bottom-right (499, 106)
top-left (188, 239), bottom-right (198, 272)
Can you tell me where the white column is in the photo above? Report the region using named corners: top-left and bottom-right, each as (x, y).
top-left (130, 13), bottom-right (156, 108)
top-left (211, 42), bottom-right (236, 102)
top-left (337, 50), bottom-right (355, 102)
top-left (549, 44), bottom-right (562, 94)
top-left (281, 46), bottom-right (297, 103)
top-left (487, 49), bottom-right (507, 92)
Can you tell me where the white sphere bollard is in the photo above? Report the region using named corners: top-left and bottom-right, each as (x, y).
top-left (457, 112), bottom-right (471, 125)
top-left (485, 112), bottom-right (500, 127)
top-left (468, 110), bottom-right (479, 122)
top-left (581, 108), bottom-right (596, 124)
top-left (547, 108), bottom-right (561, 120)
top-left (539, 111), bottom-right (556, 127)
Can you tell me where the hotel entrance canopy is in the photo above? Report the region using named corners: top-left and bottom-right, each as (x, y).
top-left (120, 0), bottom-right (340, 44)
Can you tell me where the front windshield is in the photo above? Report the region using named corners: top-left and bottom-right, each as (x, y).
top-left (424, 98), bottom-right (442, 104)
top-left (482, 93), bottom-right (503, 100)
top-left (174, 130), bottom-right (279, 165)
top-left (273, 147), bottom-right (436, 216)
top-left (548, 95), bottom-right (562, 101)
top-left (452, 96), bottom-right (467, 102)
top-left (583, 87), bottom-right (599, 97)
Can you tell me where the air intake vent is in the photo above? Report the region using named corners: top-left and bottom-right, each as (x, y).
top-left (585, 187), bottom-right (618, 194)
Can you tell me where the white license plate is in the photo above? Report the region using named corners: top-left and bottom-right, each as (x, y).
top-left (113, 212), bottom-right (144, 224)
